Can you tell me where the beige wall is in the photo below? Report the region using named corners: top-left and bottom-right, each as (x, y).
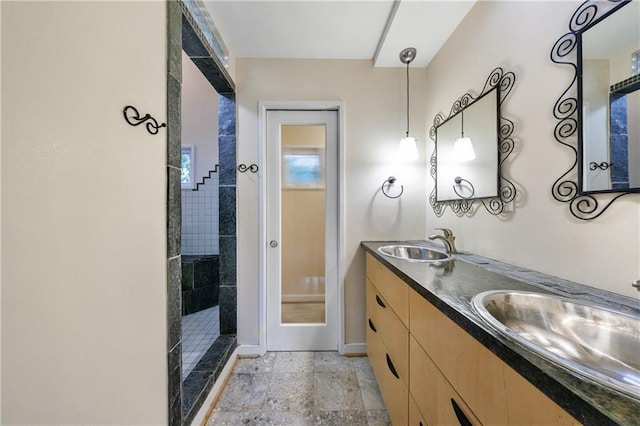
top-left (281, 125), bottom-right (326, 298)
top-left (425, 1), bottom-right (640, 299)
top-left (1, 2), bottom-right (167, 424)
top-left (236, 59), bottom-right (428, 346)
top-left (0, 1), bottom-right (3, 419)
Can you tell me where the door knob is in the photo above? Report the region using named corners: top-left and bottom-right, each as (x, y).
top-left (633, 279), bottom-right (640, 292)
top-left (270, 240), bottom-right (278, 248)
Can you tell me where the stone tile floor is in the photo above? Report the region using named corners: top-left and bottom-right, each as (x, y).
top-left (207, 351), bottom-right (390, 425)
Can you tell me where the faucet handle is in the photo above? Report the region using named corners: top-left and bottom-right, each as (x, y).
top-left (435, 228), bottom-right (454, 237)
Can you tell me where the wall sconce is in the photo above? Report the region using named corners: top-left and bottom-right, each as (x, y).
top-left (382, 48), bottom-right (417, 199)
top-left (453, 110), bottom-right (475, 161)
top-left (453, 176), bottom-right (476, 199)
top-left (398, 47), bottom-right (418, 162)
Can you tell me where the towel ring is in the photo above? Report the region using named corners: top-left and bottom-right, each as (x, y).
top-left (381, 176), bottom-right (404, 199)
top-left (453, 176), bottom-right (475, 199)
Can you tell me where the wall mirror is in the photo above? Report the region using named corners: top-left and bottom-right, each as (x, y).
top-left (430, 67), bottom-right (516, 216)
top-left (435, 88), bottom-right (499, 201)
top-left (552, 0), bottom-right (639, 220)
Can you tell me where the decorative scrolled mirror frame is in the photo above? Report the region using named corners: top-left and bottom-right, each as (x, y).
top-left (551, 0), bottom-right (638, 220)
top-left (429, 67), bottom-right (517, 216)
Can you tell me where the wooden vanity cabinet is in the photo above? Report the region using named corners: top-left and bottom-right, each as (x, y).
top-left (410, 290), bottom-right (580, 426)
top-left (366, 255), bottom-right (409, 426)
top-left (365, 253), bottom-right (581, 426)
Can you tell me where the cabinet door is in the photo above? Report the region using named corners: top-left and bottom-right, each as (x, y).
top-left (409, 289), bottom-right (580, 425)
top-left (367, 279), bottom-right (408, 382)
top-left (366, 254), bottom-right (409, 326)
top-left (410, 336), bottom-right (482, 426)
top-left (368, 318), bottom-right (408, 426)
top-left (409, 394), bottom-right (428, 426)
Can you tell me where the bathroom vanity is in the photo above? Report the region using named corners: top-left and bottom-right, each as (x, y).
top-left (361, 241), bottom-right (639, 426)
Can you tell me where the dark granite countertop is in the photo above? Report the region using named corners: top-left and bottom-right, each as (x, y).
top-left (361, 240), bottom-right (640, 426)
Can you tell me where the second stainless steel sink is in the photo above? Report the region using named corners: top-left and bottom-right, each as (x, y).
top-left (472, 290), bottom-right (640, 399)
top-left (377, 245), bottom-right (450, 263)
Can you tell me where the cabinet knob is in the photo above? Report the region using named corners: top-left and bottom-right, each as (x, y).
top-left (368, 319), bottom-right (377, 333)
top-left (375, 294), bottom-right (386, 308)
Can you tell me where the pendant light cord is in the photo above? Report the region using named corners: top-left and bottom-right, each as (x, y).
top-left (461, 110), bottom-right (464, 138)
top-left (406, 61), bottom-right (410, 137)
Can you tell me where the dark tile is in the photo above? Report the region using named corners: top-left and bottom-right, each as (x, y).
top-left (218, 136), bottom-right (236, 186)
top-left (218, 186), bottom-right (236, 236)
top-left (181, 291), bottom-right (191, 316)
top-left (182, 371), bottom-right (212, 418)
top-left (220, 285), bottom-right (237, 334)
top-left (219, 236), bottom-right (236, 284)
top-left (218, 94), bottom-right (236, 136)
top-left (169, 392), bottom-right (182, 426)
top-left (167, 256), bottom-right (182, 349)
top-left (167, 76), bottom-right (181, 169)
top-left (195, 286), bottom-right (214, 310)
top-left (181, 14), bottom-right (210, 58)
top-left (192, 335), bottom-right (235, 374)
top-left (190, 57), bottom-right (233, 95)
top-left (167, 0), bottom-right (182, 82)
top-left (168, 342), bottom-right (182, 426)
top-left (610, 95), bottom-right (627, 134)
top-left (167, 167), bottom-right (181, 258)
top-left (183, 336), bottom-right (237, 425)
top-left (194, 257), bottom-right (216, 288)
top-left (181, 262), bottom-right (194, 291)
top-left (212, 278), bottom-right (220, 306)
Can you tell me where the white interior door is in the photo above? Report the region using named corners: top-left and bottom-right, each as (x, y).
top-left (266, 110), bottom-right (338, 351)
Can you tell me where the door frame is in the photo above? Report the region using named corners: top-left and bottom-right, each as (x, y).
top-left (257, 101), bottom-right (346, 355)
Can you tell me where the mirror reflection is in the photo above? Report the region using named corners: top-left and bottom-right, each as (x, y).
top-left (436, 88), bottom-right (499, 201)
top-left (581, 1), bottom-right (640, 192)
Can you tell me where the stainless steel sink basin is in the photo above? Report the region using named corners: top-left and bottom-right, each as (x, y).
top-left (472, 290), bottom-right (640, 399)
top-left (377, 245), bottom-right (450, 263)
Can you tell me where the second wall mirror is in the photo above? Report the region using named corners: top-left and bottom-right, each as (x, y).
top-left (430, 67), bottom-right (516, 216)
top-left (551, 0), bottom-right (639, 220)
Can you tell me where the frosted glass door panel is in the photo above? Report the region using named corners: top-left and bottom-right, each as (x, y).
top-left (281, 125), bottom-right (326, 324)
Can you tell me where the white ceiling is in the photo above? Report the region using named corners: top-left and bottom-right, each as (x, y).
top-left (203, 0), bottom-right (476, 68)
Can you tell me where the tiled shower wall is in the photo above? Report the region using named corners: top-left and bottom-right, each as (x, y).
top-left (168, 1), bottom-right (237, 425)
top-left (181, 181), bottom-right (219, 255)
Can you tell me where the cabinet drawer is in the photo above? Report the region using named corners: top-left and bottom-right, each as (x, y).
top-left (410, 335), bottom-right (482, 426)
top-left (366, 253), bottom-right (409, 326)
top-left (409, 394), bottom-right (428, 426)
top-left (368, 326), bottom-right (408, 426)
top-left (409, 289), bottom-right (580, 425)
top-left (367, 279), bottom-right (408, 383)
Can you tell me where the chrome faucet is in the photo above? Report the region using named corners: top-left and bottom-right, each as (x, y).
top-left (428, 228), bottom-right (457, 254)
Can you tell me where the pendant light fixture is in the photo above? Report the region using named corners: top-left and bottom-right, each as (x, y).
top-left (398, 47), bottom-right (419, 162)
top-left (453, 109), bottom-right (476, 161)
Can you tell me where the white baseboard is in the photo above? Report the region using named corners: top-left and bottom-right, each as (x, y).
top-left (342, 343), bottom-right (367, 355)
top-left (281, 294), bottom-right (325, 303)
top-left (190, 347), bottom-right (238, 426)
top-left (236, 344), bottom-right (265, 357)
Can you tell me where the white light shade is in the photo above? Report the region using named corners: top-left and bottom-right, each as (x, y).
top-left (398, 136), bottom-right (419, 162)
top-left (453, 137), bottom-right (476, 162)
